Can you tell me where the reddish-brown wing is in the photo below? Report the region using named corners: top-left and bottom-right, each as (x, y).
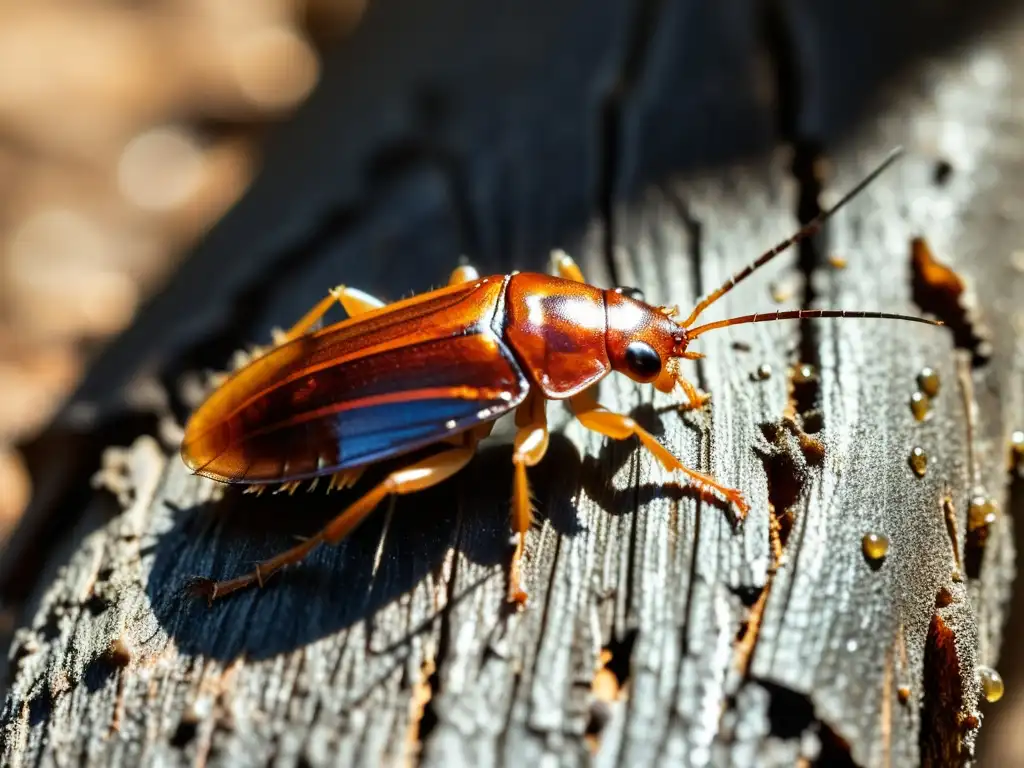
top-left (182, 277), bottom-right (528, 484)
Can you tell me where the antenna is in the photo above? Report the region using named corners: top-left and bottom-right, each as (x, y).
top-left (687, 309), bottom-right (943, 340)
top-left (680, 147), bottom-right (905, 329)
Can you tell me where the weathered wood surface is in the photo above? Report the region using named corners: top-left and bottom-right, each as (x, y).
top-left (3, 0), bottom-right (1024, 766)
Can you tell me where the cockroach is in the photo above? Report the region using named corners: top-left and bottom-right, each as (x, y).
top-left (181, 147), bottom-right (942, 605)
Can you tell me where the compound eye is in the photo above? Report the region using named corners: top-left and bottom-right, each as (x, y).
top-left (624, 341), bottom-right (662, 381)
top-left (615, 286), bottom-right (645, 302)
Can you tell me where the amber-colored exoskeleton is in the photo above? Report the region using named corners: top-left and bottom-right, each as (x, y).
top-left (181, 148), bottom-right (941, 605)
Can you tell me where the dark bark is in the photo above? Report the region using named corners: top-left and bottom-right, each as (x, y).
top-left (2, 1), bottom-right (1022, 766)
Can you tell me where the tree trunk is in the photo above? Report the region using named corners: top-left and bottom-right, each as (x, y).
top-left (2, 1), bottom-right (1022, 766)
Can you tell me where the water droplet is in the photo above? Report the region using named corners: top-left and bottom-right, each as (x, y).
top-left (752, 363), bottom-right (772, 381)
top-left (1011, 430), bottom-right (1024, 467)
top-left (898, 686), bottom-right (912, 705)
top-left (909, 447), bottom-right (928, 477)
top-left (917, 367), bottom-right (940, 397)
top-left (862, 532), bottom-right (890, 563)
top-left (793, 364), bottom-right (817, 384)
top-left (104, 637), bottom-right (133, 667)
top-left (968, 495), bottom-right (998, 530)
top-left (910, 391), bottom-right (932, 421)
top-left (979, 666), bottom-right (1004, 702)
top-left (846, 639), bottom-right (859, 653)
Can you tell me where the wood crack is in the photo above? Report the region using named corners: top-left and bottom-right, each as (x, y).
top-left (596, 0), bottom-right (669, 282)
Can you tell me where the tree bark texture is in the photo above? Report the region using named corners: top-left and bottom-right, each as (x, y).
top-left (2, 1), bottom-right (1023, 766)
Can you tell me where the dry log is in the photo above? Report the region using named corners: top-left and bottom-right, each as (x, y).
top-left (2, 1), bottom-right (1022, 766)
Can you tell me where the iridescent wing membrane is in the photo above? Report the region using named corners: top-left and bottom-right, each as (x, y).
top-left (182, 278), bottom-right (528, 484)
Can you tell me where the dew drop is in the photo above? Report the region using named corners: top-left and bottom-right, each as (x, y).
top-left (968, 495), bottom-right (998, 531)
top-left (1011, 430), bottom-right (1024, 467)
top-left (979, 666), bottom-right (1004, 703)
top-left (917, 367), bottom-right (940, 397)
top-left (909, 446), bottom-right (928, 477)
top-left (104, 637), bottom-right (133, 668)
top-left (793, 364), bottom-right (817, 385)
top-left (752, 364), bottom-right (773, 381)
top-left (910, 391), bottom-right (932, 422)
top-left (862, 532), bottom-right (890, 564)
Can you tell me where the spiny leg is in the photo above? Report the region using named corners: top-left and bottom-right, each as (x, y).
top-left (211, 286), bottom-right (377, 385)
top-left (677, 375), bottom-right (711, 409)
top-left (266, 284), bottom-right (384, 348)
top-left (326, 467), bottom-right (366, 492)
top-left (676, 351), bottom-right (711, 408)
top-left (653, 360), bottom-right (710, 410)
top-left (192, 445), bottom-right (476, 602)
top-left (270, 287), bottom-right (351, 346)
top-left (550, 249), bottom-right (586, 283)
top-left (569, 390), bottom-right (749, 518)
top-left (328, 285), bottom-right (387, 320)
top-left (509, 392), bottom-right (550, 605)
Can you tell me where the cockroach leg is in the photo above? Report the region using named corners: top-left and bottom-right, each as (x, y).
top-left (328, 285), bottom-right (387, 318)
top-left (448, 264), bottom-right (481, 285)
top-left (191, 444), bottom-right (476, 603)
top-left (550, 249), bottom-right (586, 283)
top-left (327, 467), bottom-right (365, 492)
top-left (274, 481), bottom-right (302, 496)
top-left (233, 287), bottom-right (349, 366)
top-left (275, 290), bottom-right (347, 343)
top-left (508, 392), bottom-right (550, 605)
top-left (569, 390), bottom-right (749, 518)
top-left (677, 376), bottom-right (712, 410)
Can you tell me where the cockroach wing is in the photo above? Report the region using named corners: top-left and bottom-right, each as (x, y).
top-left (182, 278), bottom-right (528, 484)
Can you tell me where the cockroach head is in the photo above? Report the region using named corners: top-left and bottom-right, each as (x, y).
top-left (603, 288), bottom-right (691, 389)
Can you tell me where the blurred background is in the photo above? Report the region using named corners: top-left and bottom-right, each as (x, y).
top-left (0, 0), bottom-right (365, 545)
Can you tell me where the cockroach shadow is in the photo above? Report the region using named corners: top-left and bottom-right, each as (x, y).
top-left (146, 432), bottom-right (583, 660)
top-left (148, 462), bottom-right (458, 660)
top-left (576, 401), bottom-right (722, 519)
